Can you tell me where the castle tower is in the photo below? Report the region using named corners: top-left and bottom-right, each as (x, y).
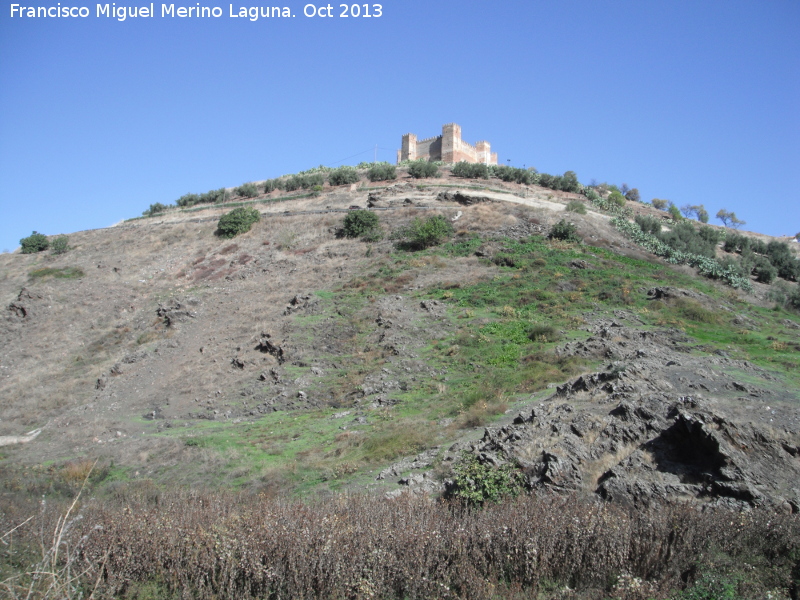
top-left (399, 133), bottom-right (417, 162)
top-left (441, 123), bottom-right (461, 163)
top-left (475, 141), bottom-right (491, 165)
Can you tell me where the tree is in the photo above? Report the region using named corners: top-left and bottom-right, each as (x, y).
top-left (20, 231), bottom-right (49, 254)
top-left (620, 183), bottom-right (630, 195)
top-left (366, 163), bottom-right (396, 182)
top-left (651, 198), bottom-right (668, 210)
top-left (695, 205), bottom-right (709, 223)
top-left (624, 188), bottom-right (640, 202)
top-left (217, 207), bottom-right (260, 238)
top-left (716, 209), bottom-right (746, 229)
top-left (407, 160), bottom-right (438, 179)
top-left (143, 203), bottom-right (169, 217)
top-left (328, 166), bottom-right (360, 186)
top-left (668, 203), bottom-right (683, 222)
top-left (560, 171), bottom-right (581, 193)
top-left (680, 204), bottom-right (696, 218)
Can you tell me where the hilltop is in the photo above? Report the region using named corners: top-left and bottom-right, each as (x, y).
top-left (2, 163), bottom-right (800, 598)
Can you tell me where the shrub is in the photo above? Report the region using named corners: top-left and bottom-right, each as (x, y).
top-left (341, 210), bottom-right (380, 239)
top-left (651, 198), bottom-right (668, 210)
top-left (142, 203), bottom-right (169, 217)
top-left (723, 232), bottom-right (749, 254)
top-left (217, 207), bottom-right (260, 238)
top-left (20, 231), bottom-right (49, 254)
top-left (657, 222), bottom-right (719, 258)
top-left (548, 219), bottom-right (580, 243)
top-left (494, 165), bottom-right (533, 184)
top-left (451, 161), bottom-right (489, 179)
top-left (608, 191), bottom-right (626, 207)
top-left (176, 193), bottom-right (200, 207)
top-left (200, 188), bottom-right (227, 204)
top-left (527, 324), bottom-right (560, 343)
top-left (752, 256), bottom-right (777, 284)
top-left (559, 170), bottom-right (581, 193)
top-left (285, 173), bottom-right (325, 191)
top-left (263, 178), bottom-right (284, 193)
top-left (394, 215), bottom-right (453, 250)
top-left (50, 236), bottom-right (70, 255)
top-left (366, 163), bottom-right (396, 182)
top-left (450, 452), bottom-right (524, 506)
top-left (611, 216), bottom-right (753, 291)
top-left (635, 214), bottom-right (662, 235)
top-left (407, 160), bottom-right (438, 179)
top-left (766, 241), bottom-right (800, 281)
top-left (328, 166), bottom-right (360, 186)
top-left (695, 205), bottom-right (709, 223)
top-left (624, 188), bottom-right (640, 202)
top-left (668, 203), bottom-right (683, 222)
top-left (235, 182), bottom-right (259, 198)
top-left (565, 199), bottom-right (586, 214)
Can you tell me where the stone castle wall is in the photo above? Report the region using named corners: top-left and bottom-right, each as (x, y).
top-left (397, 124), bottom-right (498, 165)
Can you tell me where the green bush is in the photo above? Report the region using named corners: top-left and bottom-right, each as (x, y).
top-left (668, 203), bottom-right (683, 222)
top-left (624, 188), bottom-right (641, 202)
top-left (450, 452), bottom-right (524, 506)
top-left (657, 222), bottom-right (719, 259)
top-left (635, 214), bottom-right (662, 235)
top-left (328, 166), bottom-right (360, 186)
top-left (263, 178), bottom-right (284, 193)
top-left (142, 203), bottom-right (169, 217)
top-left (407, 161), bottom-right (439, 179)
top-left (766, 241), bottom-right (800, 281)
top-left (527, 324), bottom-right (560, 343)
top-left (342, 210), bottom-right (380, 239)
top-left (50, 236), bottom-right (70, 255)
top-left (285, 173), bottom-right (325, 191)
top-left (559, 170), bottom-right (581, 193)
top-left (494, 165), bottom-right (534, 184)
top-left (608, 191), bottom-right (626, 207)
top-left (235, 182), bottom-right (259, 198)
top-left (176, 193), bottom-right (200, 207)
top-left (20, 231), bottom-right (49, 254)
top-left (611, 217), bottom-right (753, 291)
top-left (651, 198), bottom-right (668, 210)
top-left (176, 188), bottom-right (229, 208)
top-left (451, 161), bottom-right (489, 179)
top-left (548, 220), bottom-right (581, 243)
top-left (366, 163), bottom-right (397, 182)
top-left (752, 256), bottom-right (777, 284)
top-left (217, 207), bottom-right (260, 238)
top-left (394, 215), bottom-right (453, 250)
top-left (565, 200), bottom-right (587, 214)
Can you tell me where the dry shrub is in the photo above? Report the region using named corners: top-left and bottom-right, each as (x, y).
top-left (6, 492), bottom-right (795, 600)
top-left (60, 459), bottom-right (95, 486)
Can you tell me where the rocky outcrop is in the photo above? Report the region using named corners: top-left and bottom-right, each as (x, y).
top-left (459, 317), bottom-right (800, 509)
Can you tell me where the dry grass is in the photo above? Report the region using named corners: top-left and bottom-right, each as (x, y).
top-left (2, 490), bottom-right (797, 600)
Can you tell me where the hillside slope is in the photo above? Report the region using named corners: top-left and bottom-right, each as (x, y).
top-left (1, 173), bottom-right (799, 509)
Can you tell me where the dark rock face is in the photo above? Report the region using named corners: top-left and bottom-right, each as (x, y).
top-left (463, 316), bottom-right (800, 510)
top-left (255, 333), bottom-right (285, 364)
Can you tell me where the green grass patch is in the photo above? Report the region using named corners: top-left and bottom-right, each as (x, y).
top-left (29, 266), bottom-right (84, 279)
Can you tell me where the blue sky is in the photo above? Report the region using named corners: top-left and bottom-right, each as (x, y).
top-left (1, 0), bottom-right (798, 251)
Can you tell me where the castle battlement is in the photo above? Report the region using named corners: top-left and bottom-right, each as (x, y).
top-left (396, 124), bottom-right (498, 165)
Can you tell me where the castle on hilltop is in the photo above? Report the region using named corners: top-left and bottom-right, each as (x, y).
top-left (397, 123), bottom-right (498, 165)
